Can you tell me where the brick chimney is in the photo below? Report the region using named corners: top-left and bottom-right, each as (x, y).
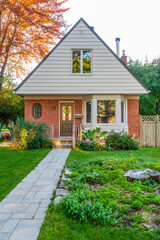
top-left (121, 50), bottom-right (127, 65)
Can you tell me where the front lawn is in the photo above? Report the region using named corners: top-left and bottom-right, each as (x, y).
top-left (0, 147), bottom-right (50, 201)
top-left (38, 148), bottom-right (160, 240)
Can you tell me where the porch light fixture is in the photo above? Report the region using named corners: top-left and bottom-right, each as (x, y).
top-left (53, 106), bottom-right (56, 111)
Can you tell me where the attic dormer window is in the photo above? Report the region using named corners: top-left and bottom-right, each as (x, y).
top-left (72, 50), bottom-right (92, 74)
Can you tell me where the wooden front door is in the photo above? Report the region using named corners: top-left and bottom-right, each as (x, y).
top-left (60, 103), bottom-right (74, 137)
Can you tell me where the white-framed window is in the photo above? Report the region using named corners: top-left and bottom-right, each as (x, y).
top-left (121, 101), bottom-right (125, 123)
top-left (72, 50), bottom-right (92, 74)
top-left (97, 100), bottom-right (116, 124)
top-left (86, 101), bottom-right (91, 123)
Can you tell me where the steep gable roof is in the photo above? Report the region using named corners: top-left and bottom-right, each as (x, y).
top-left (15, 18), bottom-right (149, 95)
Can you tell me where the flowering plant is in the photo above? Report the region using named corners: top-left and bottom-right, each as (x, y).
top-left (1, 132), bottom-right (11, 141)
top-left (77, 127), bottom-right (108, 151)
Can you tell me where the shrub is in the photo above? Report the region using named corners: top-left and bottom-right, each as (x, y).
top-left (77, 128), bottom-right (139, 151)
top-left (142, 179), bottom-right (158, 187)
top-left (105, 131), bottom-right (139, 150)
top-left (119, 204), bottom-right (130, 214)
top-left (77, 127), bottom-right (108, 151)
top-left (131, 200), bottom-right (143, 210)
top-left (9, 117), bottom-right (53, 150)
top-left (80, 171), bottom-right (108, 185)
top-left (61, 190), bottom-right (118, 225)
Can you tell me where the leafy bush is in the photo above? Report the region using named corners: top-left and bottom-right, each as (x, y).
top-left (80, 172), bottom-right (108, 185)
top-left (60, 190), bottom-right (118, 225)
top-left (77, 128), bottom-right (139, 151)
top-left (131, 200), bottom-right (143, 210)
top-left (105, 131), bottom-right (139, 150)
top-left (9, 117), bottom-right (53, 150)
top-left (142, 179), bottom-right (158, 187)
top-left (77, 127), bottom-right (107, 151)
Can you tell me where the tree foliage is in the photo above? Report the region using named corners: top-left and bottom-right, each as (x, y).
top-left (0, 0), bottom-right (68, 91)
top-left (0, 75), bottom-right (24, 128)
top-left (128, 58), bottom-right (160, 115)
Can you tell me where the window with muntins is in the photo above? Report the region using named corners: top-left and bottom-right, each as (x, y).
top-left (72, 50), bottom-right (92, 74)
top-left (33, 103), bottom-right (42, 119)
top-left (97, 101), bottom-right (115, 124)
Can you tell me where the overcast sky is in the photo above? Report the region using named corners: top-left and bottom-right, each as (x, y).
top-left (63, 0), bottom-right (160, 62)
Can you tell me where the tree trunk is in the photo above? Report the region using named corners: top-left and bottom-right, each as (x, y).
top-left (0, 45), bottom-right (10, 92)
top-left (0, 73), bottom-right (3, 92)
top-left (156, 101), bottom-right (160, 115)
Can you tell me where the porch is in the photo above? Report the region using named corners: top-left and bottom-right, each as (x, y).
top-left (48, 124), bottom-right (82, 149)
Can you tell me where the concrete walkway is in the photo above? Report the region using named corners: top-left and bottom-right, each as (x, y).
top-left (0, 149), bottom-right (71, 240)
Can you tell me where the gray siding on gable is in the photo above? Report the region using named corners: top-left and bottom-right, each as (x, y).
top-left (16, 20), bottom-right (148, 95)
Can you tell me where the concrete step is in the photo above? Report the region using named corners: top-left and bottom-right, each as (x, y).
top-left (53, 143), bottom-right (72, 149)
top-left (53, 138), bottom-right (73, 149)
top-left (53, 139), bottom-right (72, 144)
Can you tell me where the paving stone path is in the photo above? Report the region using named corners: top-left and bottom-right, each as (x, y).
top-left (0, 149), bottom-right (71, 240)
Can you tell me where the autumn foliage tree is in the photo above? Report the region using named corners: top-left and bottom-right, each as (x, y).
top-left (0, 0), bottom-right (68, 91)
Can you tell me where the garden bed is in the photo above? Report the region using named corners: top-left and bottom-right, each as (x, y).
top-left (38, 148), bottom-right (160, 240)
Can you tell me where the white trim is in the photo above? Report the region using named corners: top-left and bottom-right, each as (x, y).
top-left (80, 50), bottom-right (83, 74)
top-left (59, 101), bottom-right (75, 138)
top-left (25, 95), bottom-right (83, 100)
top-left (86, 101), bottom-right (92, 124)
top-left (121, 100), bottom-right (125, 124)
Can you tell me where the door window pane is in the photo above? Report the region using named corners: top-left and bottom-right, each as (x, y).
top-left (97, 101), bottom-right (115, 124)
top-left (67, 106), bottom-right (72, 121)
top-left (72, 50), bottom-right (81, 73)
top-left (62, 106), bottom-right (66, 121)
top-left (86, 102), bottom-right (91, 123)
top-left (83, 50), bottom-right (91, 73)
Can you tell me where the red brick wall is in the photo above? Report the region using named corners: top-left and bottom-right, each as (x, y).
top-left (75, 100), bottom-right (82, 126)
top-left (128, 99), bottom-right (139, 138)
top-left (25, 99), bottom-right (82, 138)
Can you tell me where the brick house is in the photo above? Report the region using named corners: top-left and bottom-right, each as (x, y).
top-left (15, 18), bottom-right (148, 145)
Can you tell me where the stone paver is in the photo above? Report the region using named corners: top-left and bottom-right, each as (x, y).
top-left (0, 149), bottom-right (70, 240)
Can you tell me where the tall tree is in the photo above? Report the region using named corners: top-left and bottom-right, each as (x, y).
top-left (128, 58), bottom-right (160, 115)
top-left (0, 74), bottom-right (24, 129)
top-left (0, 0), bottom-right (68, 91)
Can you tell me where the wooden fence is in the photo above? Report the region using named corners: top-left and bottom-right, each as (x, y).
top-left (139, 115), bottom-right (160, 147)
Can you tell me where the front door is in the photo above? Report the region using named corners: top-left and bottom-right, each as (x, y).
top-left (60, 103), bottom-right (74, 137)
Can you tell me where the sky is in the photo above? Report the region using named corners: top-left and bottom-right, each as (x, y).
top-left (63, 0), bottom-right (160, 62)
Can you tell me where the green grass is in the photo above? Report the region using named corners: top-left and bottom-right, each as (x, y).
top-left (38, 148), bottom-right (160, 240)
top-left (0, 147), bottom-right (50, 201)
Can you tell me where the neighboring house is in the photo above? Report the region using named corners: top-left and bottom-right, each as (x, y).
top-left (15, 18), bottom-right (148, 142)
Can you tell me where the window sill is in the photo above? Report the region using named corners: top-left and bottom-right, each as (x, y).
top-left (71, 73), bottom-right (92, 76)
top-left (97, 123), bottom-right (116, 125)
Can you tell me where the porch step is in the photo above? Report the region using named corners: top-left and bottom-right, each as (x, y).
top-left (53, 143), bottom-right (72, 149)
top-left (53, 138), bottom-right (73, 149)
